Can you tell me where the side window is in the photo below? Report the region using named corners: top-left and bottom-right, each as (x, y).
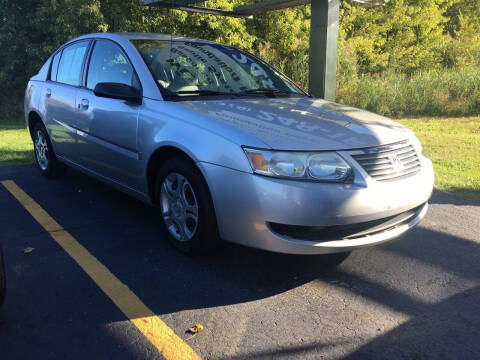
top-left (56, 41), bottom-right (89, 86)
top-left (50, 51), bottom-right (62, 81)
top-left (86, 40), bottom-right (139, 90)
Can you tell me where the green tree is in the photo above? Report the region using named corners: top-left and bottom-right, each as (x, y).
top-left (340, 0), bottom-right (450, 73)
top-left (250, 4), bottom-right (311, 88)
top-left (0, 0), bottom-right (105, 96)
top-left (1, 0), bottom-right (480, 118)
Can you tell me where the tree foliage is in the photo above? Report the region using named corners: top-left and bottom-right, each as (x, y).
top-left (340, 0), bottom-right (450, 73)
top-left (0, 0), bottom-right (106, 91)
top-left (0, 0), bottom-right (479, 111)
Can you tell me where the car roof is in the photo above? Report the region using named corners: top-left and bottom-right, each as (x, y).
top-left (67, 32), bottom-right (216, 45)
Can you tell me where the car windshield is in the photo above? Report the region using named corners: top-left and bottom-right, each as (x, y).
top-left (132, 40), bottom-right (307, 100)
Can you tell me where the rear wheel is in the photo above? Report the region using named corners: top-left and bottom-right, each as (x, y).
top-left (155, 156), bottom-right (219, 254)
top-left (32, 122), bottom-right (65, 178)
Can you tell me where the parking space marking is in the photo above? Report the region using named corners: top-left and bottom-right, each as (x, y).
top-left (1, 180), bottom-right (201, 360)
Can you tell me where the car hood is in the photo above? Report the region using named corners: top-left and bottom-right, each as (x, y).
top-left (176, 97), bottom-right (410, 151)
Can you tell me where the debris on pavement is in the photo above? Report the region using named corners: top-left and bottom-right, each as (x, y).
top-left (185, 323), bottom-right (204, 341)
top-left (188, 323), bottom-right (204, 334)
top-left (23, 247), bottom-right (35, 254)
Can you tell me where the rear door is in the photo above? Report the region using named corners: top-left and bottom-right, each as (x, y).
top-left (44, 41), bottom-right (90, 160)
top-left (74, 39), bottom-right (141, 188)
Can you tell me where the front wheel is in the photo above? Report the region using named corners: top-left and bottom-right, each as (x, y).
top-left (32, 122), bottom-right (65, 178)
top-left (155, 156), bottom-right (219, 254)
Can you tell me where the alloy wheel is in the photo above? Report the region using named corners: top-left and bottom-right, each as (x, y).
top-left (34, 130), bottom-right (49, 171)
top-left (160, 173), bottom-right (199, 242)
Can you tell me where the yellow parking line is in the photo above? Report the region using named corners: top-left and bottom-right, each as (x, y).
top-left (1, 180), bottom-right (201, 360)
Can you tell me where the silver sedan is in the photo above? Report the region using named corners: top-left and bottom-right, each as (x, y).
top-left (24, 33), bottom-right (434, 258)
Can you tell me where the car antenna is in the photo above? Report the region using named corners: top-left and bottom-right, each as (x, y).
top-left (169, 0), bottom-right (173, 65)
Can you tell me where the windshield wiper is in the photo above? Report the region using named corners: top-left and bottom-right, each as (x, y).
top-left (170, 90), bottom-right (244, 97)
top-left (241, 88), bottom-right (297, 95)
top-left (164, 88), bottom-right (303, 100)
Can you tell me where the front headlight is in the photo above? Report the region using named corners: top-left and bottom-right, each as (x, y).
top-left (243, 148), bottom-right (352, 182)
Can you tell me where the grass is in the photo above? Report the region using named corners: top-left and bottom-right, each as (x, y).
top-left (336, 66), bottom-right (480, 117)
top-left (397, 116), bottom-right (480, 202)
top-left (0, 117), bottom-right (478, 202)
top-left (0, 121), bottom-right (34, 167)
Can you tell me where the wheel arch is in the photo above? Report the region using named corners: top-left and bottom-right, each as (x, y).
top-left (146, 145), bottom-right (207, 205)
top-left (27, 111), bottom-right (45, 139)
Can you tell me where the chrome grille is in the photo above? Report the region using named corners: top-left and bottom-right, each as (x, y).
top-left (351, 141), bottom-right (421, 181)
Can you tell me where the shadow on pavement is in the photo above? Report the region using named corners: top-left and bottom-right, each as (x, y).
top-left (429, 189), bottom-right (479, 206)
top-left (343, 285), bottom-right (480, 359)
top-left (0, 165), bottom-right (479, 359)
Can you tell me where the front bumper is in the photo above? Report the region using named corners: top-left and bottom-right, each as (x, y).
top-left (198, 154), bottom-right (434, 255)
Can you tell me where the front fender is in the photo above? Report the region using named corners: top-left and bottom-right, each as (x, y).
top-left (138, 98), bottom-right (260, 173)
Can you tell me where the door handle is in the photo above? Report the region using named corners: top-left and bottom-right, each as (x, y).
top-left (79, 99), bottom-right (89, 110)
top-left (46, 88), bottom-right (52, 98)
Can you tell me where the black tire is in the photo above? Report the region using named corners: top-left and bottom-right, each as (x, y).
top-left (155, 155), bottom-right (219, 254)
top-left (32, 122), bottom-right (65, 178)
top-left (0, 248), bottom-right (6, 306)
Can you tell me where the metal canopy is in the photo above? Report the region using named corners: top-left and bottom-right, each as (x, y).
top-left (143, 0), bottom-right (199, 6)
top-left (234, 0), bottom-right (310, 15)
top-left (142, 0), bottom-right (386, 100)
top-left (142, 0), bottom-right (253, 18)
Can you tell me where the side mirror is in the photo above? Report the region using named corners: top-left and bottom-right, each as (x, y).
top-left (93, 82), bottom-right (142, 105)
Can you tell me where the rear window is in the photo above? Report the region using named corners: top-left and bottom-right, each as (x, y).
top-left (56, 41), bottom-right (89, 86)
top-left (50, 51), bottom-right (61, 81)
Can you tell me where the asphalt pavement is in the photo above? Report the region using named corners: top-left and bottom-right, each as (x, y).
top-left (0, 164), bottom-right (479, 360)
